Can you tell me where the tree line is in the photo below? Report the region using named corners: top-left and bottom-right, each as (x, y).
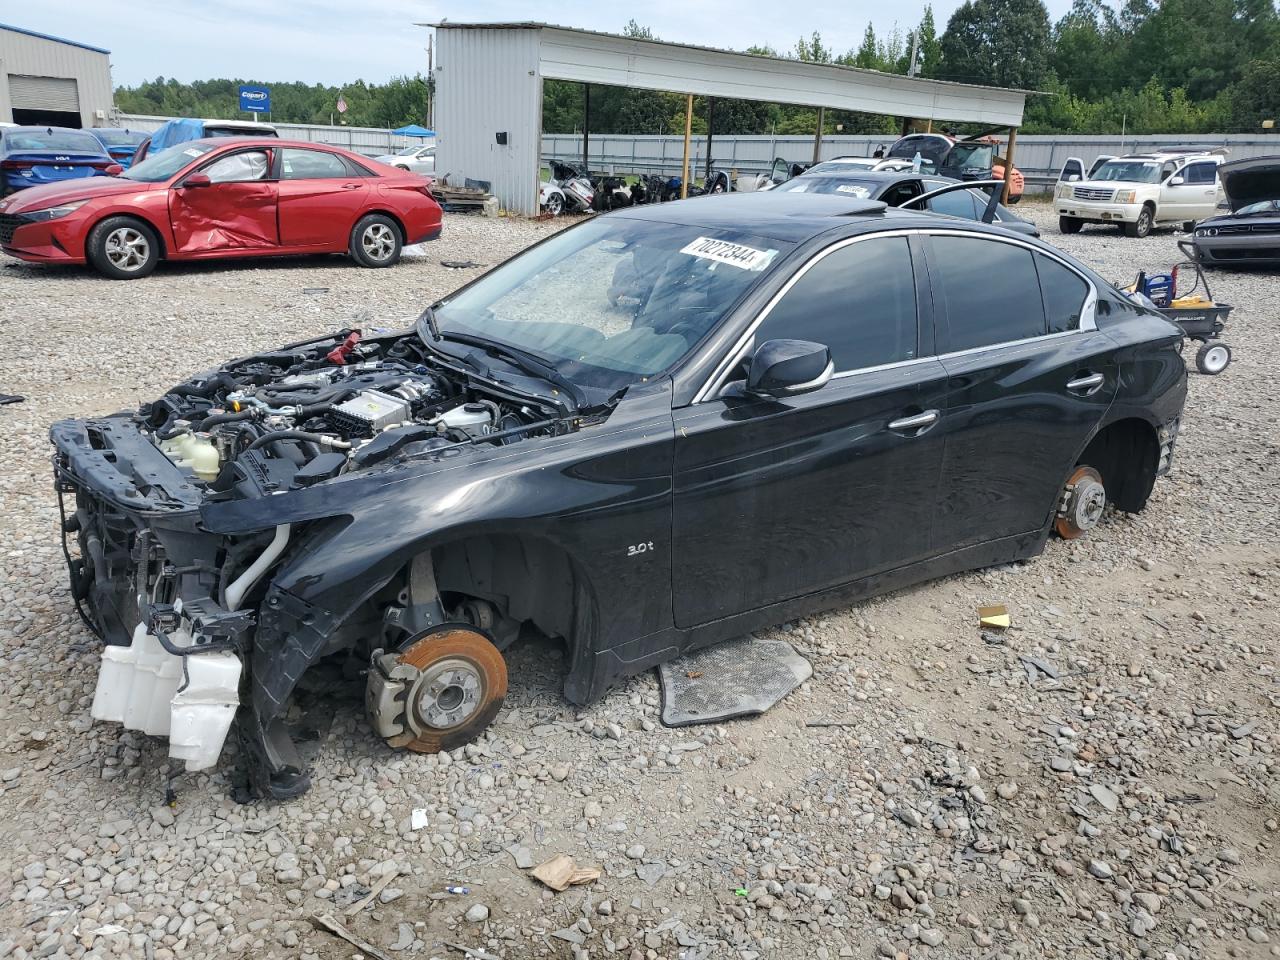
top-left (115, 2), bottom-right (1280, 137)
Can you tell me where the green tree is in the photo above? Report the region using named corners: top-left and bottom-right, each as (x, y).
top-left (1224, 58), bottom-right (1280, 130)
top-left (939, 0), bottom-right (1053, 89)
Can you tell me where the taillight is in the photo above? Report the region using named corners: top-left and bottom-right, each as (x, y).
top-left (89, 161), bottom-right (115, 170)
top-left (0, 160), bottom-right (33, 170)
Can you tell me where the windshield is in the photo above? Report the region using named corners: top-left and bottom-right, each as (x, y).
top-left (93, 129), bottom-right (146, 146)
top-left (776, 176), bottom-right (879, 198)
top-left (1094, 160), bottom-right (1162, 183)
top-left (945, 143), bottom-right (994, 172)
top-left (1236, 199), bottom-right (1280, 215)
top-left (423, 218), bottom-right (793, 390)
top-left (4, 130), bottom-right (104, 153)
top-left (395, 145), bottom-right (422, 156)
top-left (123, 142), bottom-right (217, 182)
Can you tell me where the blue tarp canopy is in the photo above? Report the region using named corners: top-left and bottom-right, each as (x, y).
top-left (147, 118), bottom-right (207, 152)
top-left (392, 124), bottom-right (435, 138)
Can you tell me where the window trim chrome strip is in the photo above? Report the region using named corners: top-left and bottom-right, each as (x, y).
top-left (691, 227), bottom-right (1100, 404)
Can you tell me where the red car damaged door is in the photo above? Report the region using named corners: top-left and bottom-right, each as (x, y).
top-left (275, 147), bottom-right (369, 247)
top-left (169, 147), bottom-right (279, 254)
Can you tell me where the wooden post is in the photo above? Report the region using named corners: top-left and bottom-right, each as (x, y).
top-left (1001, 126), bottom-right (1018, 205)
top-left (681, 94), bottom-right (693, 199)
top-left (812, 107), bottom-right (825, 164)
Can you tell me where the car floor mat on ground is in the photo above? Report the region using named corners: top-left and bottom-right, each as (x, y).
top-left (657, 635), bottom-right (812, 727)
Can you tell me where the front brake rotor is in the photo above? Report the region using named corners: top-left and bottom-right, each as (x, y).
top-left (366, 625), bottom-right (507, 754)
top-left (1055, 465), bottom-right (1107, 539)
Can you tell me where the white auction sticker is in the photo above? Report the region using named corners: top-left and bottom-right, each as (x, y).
top-left (836, 184), bottom-right (871, 197)
top-left (182, 148), bottom-right (203, 157)
top-left (679, 236), bottom-right (776, 271)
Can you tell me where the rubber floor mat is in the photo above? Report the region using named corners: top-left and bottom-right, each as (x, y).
top-left (658, 636), bottom-right (812, 727)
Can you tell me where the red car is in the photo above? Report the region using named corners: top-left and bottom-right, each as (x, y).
top-left (0, 138), bottom-right (442, 279)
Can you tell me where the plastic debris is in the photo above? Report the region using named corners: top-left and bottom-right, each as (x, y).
top-left (978, 604), bottom-right (1011, 629)
top-left (410, 808), bottom-right (430, 830)
top-left (445, 885), bottom-right (471, 895)
top-left (529, 853), bottom-right (601, 892)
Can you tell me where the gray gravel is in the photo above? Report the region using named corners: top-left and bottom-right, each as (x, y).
top-left (0, 205), bottom-right (1276, 960)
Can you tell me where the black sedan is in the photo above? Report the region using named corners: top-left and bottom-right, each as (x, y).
top-left (772, 168), bottom-right (1039, 236)
top-left (1191, 156), bottom-right (1280, 265)
top-left (51, 192), bottom-right (1186, 798)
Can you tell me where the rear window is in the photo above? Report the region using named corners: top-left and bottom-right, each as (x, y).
top-left (4, 130), bottom-right (104, 153)
top-left (928, 235), bottom-right (1047, 350)
top-left (776, 176), bottom-right (880, 198)
top-left (93, 129), bottom-right (146, 146)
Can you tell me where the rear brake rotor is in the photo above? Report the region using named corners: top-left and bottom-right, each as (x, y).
top-left (1055, 465), bottom-right (1106, 539)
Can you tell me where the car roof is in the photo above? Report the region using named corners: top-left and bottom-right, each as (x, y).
top-left (3, 125), bottom-right (100, 136)
top-left (165, 136), bottom-right (357, 153)
top-left (795, 169), bottom-right (918, 183)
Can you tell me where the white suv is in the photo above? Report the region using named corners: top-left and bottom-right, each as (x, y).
top-left (1055, 150), bottom-right (1225, 237)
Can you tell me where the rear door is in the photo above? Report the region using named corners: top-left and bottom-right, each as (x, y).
top-left (169, 146), bottom-right (279, 254)
top-left (923, 232), bottom-right (1117, 548)
top-left (672, 233), bottom-right (949, 626)
top-left (276, 147), bottom-right (369, 247)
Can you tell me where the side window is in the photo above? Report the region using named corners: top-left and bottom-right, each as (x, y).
top-left (753, 237), bottom-right (918, 371)
top-left (280, 148), bottom-right (349, 180)
top-left (883, 181), bottom-right (921, 206)
top-left (929, 235), bottom-right (1046, 350)
top-left (203, 150), bottom-right (270, 183)
top-left (1035, 254), bottom-right (1090, 333)
top-left (1160, 162), bottom-right (1177, 181)
top-left (928, 190), bottom-right (980, 220)
top-left (1183, 162), bottom-right (1216, 184)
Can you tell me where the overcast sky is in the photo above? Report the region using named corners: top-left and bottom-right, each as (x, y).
top-left (11, 0), bottom-right (1074, 88)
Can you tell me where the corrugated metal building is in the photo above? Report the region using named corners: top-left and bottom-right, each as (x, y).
top-left (0, 23), bottom-right (113, 128)
top-left (427, 22), bottom-right (1030, 216)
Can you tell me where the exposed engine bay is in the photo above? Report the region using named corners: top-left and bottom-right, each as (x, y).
top-left (143, 327), bottom-right (567, 499)
top-left (51, 326), bottom-right (594, 799)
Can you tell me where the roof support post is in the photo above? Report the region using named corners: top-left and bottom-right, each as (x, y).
top-left (681, 93), bottom-right (693, 199)
top-left (705, 97), bottom-right (714, 181)
top-left (812, 106), bottom-right (825, 164)
top-left (1002, 126), bottom-right (1018, 205)
top-left (583, 83), bottom-right (590, 174)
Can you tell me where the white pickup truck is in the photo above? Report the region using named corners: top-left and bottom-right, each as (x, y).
top-left (1055, 150), bottom-right (1225, 238)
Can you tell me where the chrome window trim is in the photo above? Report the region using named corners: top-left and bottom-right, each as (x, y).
top-left (693, 228), bottom-right (1099, 404)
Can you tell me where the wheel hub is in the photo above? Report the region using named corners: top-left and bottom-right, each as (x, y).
top-left (1056, 466), bottom-right (1106, 539)
top-left (411, 658), bottom-right (482, 730)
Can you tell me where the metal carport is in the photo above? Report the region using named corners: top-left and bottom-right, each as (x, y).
top-left (424, 22), bottom-right (1029, 216)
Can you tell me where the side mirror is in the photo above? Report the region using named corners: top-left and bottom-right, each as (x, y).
top-left (1217, 200), bottom-right (1230, 210)
top-left (105, 163), bottom-right (124, 177)
top-left (182, 172), bottom-right (212, 188)
top-left (1066, 174), bottom-right (1079, 182)
top-left (745, 339), bottom-right (833, 398)
top-left (1170, 176), bottom-right (1185, 185)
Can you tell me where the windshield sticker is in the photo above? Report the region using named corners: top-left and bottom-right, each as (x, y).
top-left (183, 148), bottom-right (203, 157)
top-left (679, 236), bottom-right (777, 271)
top-left (836, 184), bottom-right (872, 197)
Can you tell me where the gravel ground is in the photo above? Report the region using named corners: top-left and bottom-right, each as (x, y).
top-left (0, 204), bottom-right (1276, 960)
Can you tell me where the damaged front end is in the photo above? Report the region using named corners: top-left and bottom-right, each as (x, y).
top-left (51, 326), bottom-right (573, 798)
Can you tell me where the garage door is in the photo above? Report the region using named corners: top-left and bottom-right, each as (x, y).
top-left (8, 74), bottom-right (80, 112)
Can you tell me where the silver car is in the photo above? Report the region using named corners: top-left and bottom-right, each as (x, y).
top-left (375, 144), bottom-right (436, 174)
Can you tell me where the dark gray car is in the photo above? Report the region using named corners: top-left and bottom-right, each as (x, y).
top-left (773, 169), bottom-right (1038, 237)
top-left (1191, 156), bottom-right (1280, 266)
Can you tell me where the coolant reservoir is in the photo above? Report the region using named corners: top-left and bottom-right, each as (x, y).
top-left (188, 433), bottom-right (220, 482)
top-left (436, 402), bottom-right (493, 436)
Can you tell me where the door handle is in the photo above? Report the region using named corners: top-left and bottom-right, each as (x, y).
top-left (888, 409), bottom-right (940, 434)
top-left (1066, 372), bottom-right (1105, 393)
top-left (342, 183), bottom-right (362, 189)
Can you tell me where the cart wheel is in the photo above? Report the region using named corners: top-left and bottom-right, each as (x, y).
top-left (1195, 341), bottom-right (1231, 375)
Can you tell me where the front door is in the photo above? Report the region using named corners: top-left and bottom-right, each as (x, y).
top-left (276, 147), bottom-right (368, 247)
top-left (672, 233), bottom-right (948, 627)
top-left (169, 147), bottom-right (278, 254)
top-left (1162, 161), bottom-right (1220, 222)
top-left (923, 232), bottom-right (1117, 549)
